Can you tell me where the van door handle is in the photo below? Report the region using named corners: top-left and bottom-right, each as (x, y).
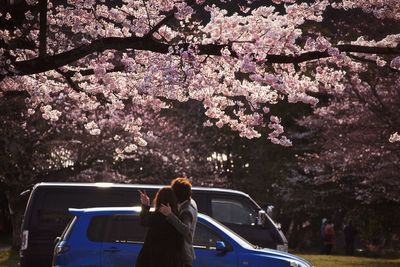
top-left (104, 247), bottom-right (120, 253)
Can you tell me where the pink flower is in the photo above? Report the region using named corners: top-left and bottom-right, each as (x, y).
top-left (390, 56), bottom-right (400, 70)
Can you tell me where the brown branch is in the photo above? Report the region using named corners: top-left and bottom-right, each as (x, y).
top-left (39, 0), bottom-right (47, 57)
top-left (348, 54), bottom-right (400, 73)
top-left (368, 79), bottom-right (398, 127)
top-left (145, 0), bottom-right (206, 38)
top-left (146, 10), bottom-right (175, 38)
top-left (9, 36), bottom-right (400, 77)
top-left (55, 69), bottom-right (111, 105)
top-left (63, 65), bottom-right (126, 77)
top-left (13, 36), bottom-right (226, 75)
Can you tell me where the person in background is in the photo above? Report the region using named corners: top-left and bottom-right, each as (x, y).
top-left (160, 177), bottom-right (198, 267)
top-left (136, 187), bottom-right (183, 267)
top-left (344, 220), bottom-right (357, 256)
top-left (320, 218), bottom-right (328, 254)
top-left (323, 219), bottom-right (336, 255)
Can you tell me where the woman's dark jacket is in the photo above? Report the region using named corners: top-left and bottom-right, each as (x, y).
top-left (135, 205), bottom-right (183, 267)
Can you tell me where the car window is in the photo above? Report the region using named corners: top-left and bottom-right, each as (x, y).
top-left (193, 223), bottom-right (224, 249)
top-left (88, 215), bottom-right (147, 243)
top-left (115, 215), bottom-right (147, 243)
top-left (191, 193), bottom-right (207, 213)
top-left (211, 198), bottom-right (257, 225)
top-left (87, 216), bottom-right (109, 242)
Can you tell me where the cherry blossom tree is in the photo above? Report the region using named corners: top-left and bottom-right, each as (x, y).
top-left (273, 65), bottom-right (400, 249)
top-left (0, 93), bottom-right (222, 247)
top-left (266, 3), bottom-right (400, 250)
top-left (1, 0), bottom-right (400, 150)
top-left (2, 0), bottom-right (400, 249)
top-left (0, 90), bottom-right (123, 246)
top-left (298, 73), bottom-right (400, 203)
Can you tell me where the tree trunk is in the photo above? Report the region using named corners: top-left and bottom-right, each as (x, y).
top-left (286, 219), bottom-right (304, 249)
top-left (5, 190), bottom-right (28, 249)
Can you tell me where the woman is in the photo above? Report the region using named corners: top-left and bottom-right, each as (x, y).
top-left (136, 187), bottom-right (183, 267)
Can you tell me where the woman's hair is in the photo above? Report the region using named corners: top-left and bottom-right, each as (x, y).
top-left (153, 186), bottom-right (179, 215)
top-left (171, 177), bottom-right (192, 203)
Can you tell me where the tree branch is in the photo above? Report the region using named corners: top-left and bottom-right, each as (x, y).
top-left (145, 10), bottom-right (175, 38)
top-left (55, 69), bottom-right (111, 104)
top-left (39, 0), bottom-right (47, 57)
top-left (348, 54), bottom-right (400, 73)
top-left (9, 36), bottom-right (400, 77)
top-left (145, 0), bottom-right (206, 39)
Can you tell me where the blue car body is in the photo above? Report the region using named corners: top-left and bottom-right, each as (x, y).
top-left (53, 207), bottom-right (311, 267)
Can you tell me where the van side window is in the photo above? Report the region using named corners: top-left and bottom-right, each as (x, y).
top-left (193, 223), bottom-right (223, 249)
top-left (211, 198), bottom-right (257, 225)
top-left (33, 190), bottom-right (130, 228)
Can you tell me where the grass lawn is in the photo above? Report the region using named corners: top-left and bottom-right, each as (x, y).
top-left (1, 248), bottom-right (400, 267)
top-left (0, 249), bottom-right (19, 267)
top-left (296, 253), bottom-right (400, 267)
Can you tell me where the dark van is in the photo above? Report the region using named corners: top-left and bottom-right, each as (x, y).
top-left (20, 182), bottom-right (288, 267)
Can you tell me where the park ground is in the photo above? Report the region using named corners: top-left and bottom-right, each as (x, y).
top-left (1, 247), bottom-right (400, 267)
top-left (297, 253), bottom-right (400, 267)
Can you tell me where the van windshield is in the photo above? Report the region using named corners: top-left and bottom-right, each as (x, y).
top-left (203, 215), bottom-right (256, 249)
top-left (211, 198), bottom-right (258, 225)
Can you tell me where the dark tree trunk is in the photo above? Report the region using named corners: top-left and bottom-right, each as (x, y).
top-left (286, 218), bottom-right (304, 250)
top-left (5, 190), bottom-right (28, 249)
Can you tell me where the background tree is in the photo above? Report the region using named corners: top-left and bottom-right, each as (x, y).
top-left (263, 6), bottom-right (400, 251)
top-left (1, 0), bottom-right (400, 250)
top-left (0, 94), bottom-right (223, 247)
top-left (273, 67), bottom-right (400, 251)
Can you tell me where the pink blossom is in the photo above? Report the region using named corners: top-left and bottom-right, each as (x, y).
top-left (389, 132), bottom-right (400, 143)
top-left (390, 56), bottom-right (400, 70)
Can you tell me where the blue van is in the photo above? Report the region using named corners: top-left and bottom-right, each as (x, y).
top-left (52, 207), bottom-right (311, 267)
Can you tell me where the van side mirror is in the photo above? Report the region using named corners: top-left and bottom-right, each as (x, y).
top-left (262, 204), bottom-right (274, 217)
top-left (20, 189), bottom-right (31, 197)
top-left (54, 236), bottom-right (61, 245)
top-left (266, 205), bottom-right (274, 217)
top-left (257, 210), bottom-right (266, 226)
top-left (215, 241), bottom-right (227, 252)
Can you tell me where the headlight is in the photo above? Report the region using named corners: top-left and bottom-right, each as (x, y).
top-left (289, 260), bottom-right (311, 267)
top-left (277, 244), bottom-right (288, 252)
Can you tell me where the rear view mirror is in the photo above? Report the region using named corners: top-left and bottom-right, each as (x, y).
top-left (216, 241), bottom-right (227, 251)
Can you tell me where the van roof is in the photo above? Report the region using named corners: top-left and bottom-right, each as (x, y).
top-left (32, 182), bottom-right (250, 197)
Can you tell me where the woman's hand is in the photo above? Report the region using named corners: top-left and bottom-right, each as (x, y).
top-left (139, 190), bottom-right (150, 206)
top-left (159, 203), bottom-right (172, 216)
